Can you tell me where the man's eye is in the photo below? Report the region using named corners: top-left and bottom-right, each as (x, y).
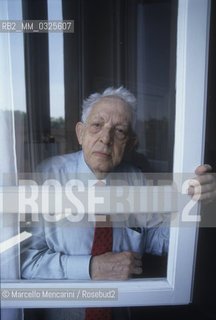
top-left (91, 123), bottom-right (101, 130)
top-left (116, 128), bottom-right (124, 134)
top-left (115, 128), bottom-right (126, 138)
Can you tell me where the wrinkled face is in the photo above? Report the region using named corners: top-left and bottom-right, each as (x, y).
top-left (76, 97), bottom-right (135, 178)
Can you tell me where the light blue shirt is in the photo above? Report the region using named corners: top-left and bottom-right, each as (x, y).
top-left (21, 151), bottom-right (169, 280)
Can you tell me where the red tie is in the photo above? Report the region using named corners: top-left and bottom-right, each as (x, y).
top-left (85, 182), bottom-right (113, 320)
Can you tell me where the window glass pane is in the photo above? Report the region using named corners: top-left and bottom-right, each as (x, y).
top-left (4, 0), bottom-right (177, 286)
top-left (48, 0), bottom-right (65, 156)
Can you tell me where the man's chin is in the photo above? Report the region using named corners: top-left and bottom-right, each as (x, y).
top-left (92, 164), bottom-right (113, 178)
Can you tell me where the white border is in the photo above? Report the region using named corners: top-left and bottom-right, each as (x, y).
top-left (1, 0), bottom-right (211, 308)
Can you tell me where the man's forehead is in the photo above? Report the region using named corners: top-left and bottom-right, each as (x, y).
top-left (89, 113), bottom-right (129, 126)
top-left (88, 97), bottom-right (131, 120)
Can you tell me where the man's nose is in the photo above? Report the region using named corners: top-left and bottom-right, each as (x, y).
top-left (100, 128), bottom-right (113, 145)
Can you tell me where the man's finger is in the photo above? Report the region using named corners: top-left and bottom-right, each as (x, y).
top-left (131, 252), bottom-right (142, 260)
top-left (131, 266), bottom-right (143, 275)
top-left (189, 175), bottom-right (214, 186)
top-left (193, 190), bottom-right (216, 202)
top-left (195, 164), bottom-right (212, 175)
top-left (188, 183), bottom-right (215, 196)
top-left (133, 259), bottom-right (143, 267)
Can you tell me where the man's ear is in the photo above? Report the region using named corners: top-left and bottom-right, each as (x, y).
top-left (75, 122), bottom-right (85, 145)
top-left (126, 135), bottom-right (138, 153)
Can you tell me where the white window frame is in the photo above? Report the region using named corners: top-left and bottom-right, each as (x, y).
top-left (1, 0), bottom-right (211, 309)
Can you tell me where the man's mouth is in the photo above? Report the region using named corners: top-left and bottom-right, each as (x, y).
top-left (93, 151), bottom-right (111, 159)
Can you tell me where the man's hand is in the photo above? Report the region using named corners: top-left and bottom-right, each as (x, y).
top-left (188, 164), bottom-right (216, 202)
top-left (90, 251), bottom-right (142, 280)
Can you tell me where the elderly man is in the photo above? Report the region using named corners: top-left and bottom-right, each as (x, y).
top-left (21, 87), bottom-right (215, 319)
top-left (21, 87), bottom-right (169, 281)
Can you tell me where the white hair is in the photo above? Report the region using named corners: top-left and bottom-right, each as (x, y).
top-left (81, 86), bottom-right (137, 131)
